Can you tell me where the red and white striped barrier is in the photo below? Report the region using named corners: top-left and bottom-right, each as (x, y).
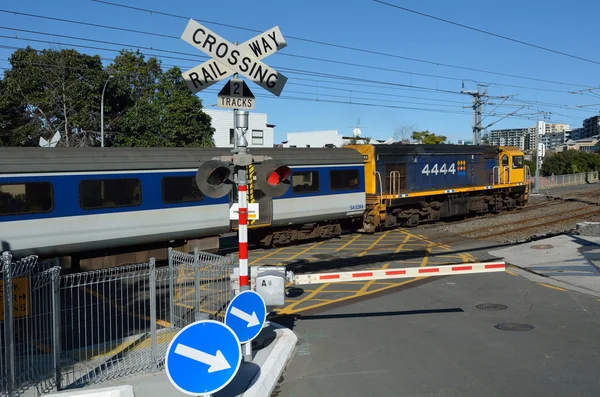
top-left (238, 184), bottom-right (249, 288)
top-left (291, 261), bottom-right (506, 285)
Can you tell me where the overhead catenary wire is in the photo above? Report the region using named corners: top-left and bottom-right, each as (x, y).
top-left (71, 2), bottom-right (595, 89)
top-left (0, 38), bottom-right (593, 124)
top-left (1, 63), bottom-right (579, 126)
top-left (0, 24), bottom-right (580, 95)
top-left (373, 0), bottom-right (600, 67)
top-left (0, 10), bottom-right (592, 128)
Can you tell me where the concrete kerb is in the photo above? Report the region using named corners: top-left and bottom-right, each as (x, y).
top-left (506, 263), bottom-right (600, 299)
top-left (242, 321), bottom-right (298, 397)
top-left (46, 385), bottom-right (135, 397)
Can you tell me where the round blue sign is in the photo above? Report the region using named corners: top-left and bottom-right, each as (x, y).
top-left (165, 320), bottom-right (241, 395)
top-left (225, 290), bottom-right (267, 344)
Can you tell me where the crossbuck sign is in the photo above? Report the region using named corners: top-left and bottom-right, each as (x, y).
top-left (181, 19), bottom-right (288, 96)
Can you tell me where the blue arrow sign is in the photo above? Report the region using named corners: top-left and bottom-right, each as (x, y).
top-left (165, 320), bottom-right (241, 395)
top-left (225, 290), bottom-right (267, 344)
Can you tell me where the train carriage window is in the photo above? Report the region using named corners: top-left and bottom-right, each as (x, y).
top-left (330, 169), bottom-right (360, 190)
top-left (162, 176), bottom-right (204, 203)
top-left (79, 178), bottom-right (141, 210)
top-left (501, 155), bottom-right (509, 167)
top-left (0, 182), bottom-right (53, 216)
top-left (292, 171), bottom-right (320, 193)
top-left (512, 156), bottom-right (524, 169)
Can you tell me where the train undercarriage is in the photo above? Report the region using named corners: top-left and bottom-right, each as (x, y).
top-left (358, 186), bottom-right (528, 234)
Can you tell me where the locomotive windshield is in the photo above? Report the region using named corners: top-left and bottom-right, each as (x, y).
top-left (513, 156), bottom-right (524, 169)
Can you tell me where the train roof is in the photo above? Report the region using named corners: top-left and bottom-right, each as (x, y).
top-left (0, 146), bottom-right (364, 174)
top-left (370, 143), bottom-right (502, 156)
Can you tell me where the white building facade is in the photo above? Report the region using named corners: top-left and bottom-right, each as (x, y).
top-left (204, 109), bottom-right (275, 148)
top-left (281, 130), bottom-right (345, 148)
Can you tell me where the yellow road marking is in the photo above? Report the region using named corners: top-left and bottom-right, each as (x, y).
top-left (419, 242), bottom-right (433, 268)
top-left (357, 263), bottom-right (390, 295)
top-left (358, 231), bottom-right (391, 257)
top-left (83, 287), bottom-right (171, 328)
top-left (356, 233), bottom-right (413, 295)
top-left (538, 283), bottom-right (568, 292)
top-left (505, 270), bottom-right (519, 276)
top-left (277, 278), bottom-right (427, 314)
top-left (250, 247), bottom-right (286, 265)
top-left (279, 283), bottom-right (330, 314)
top-left (335, 235), bottom-right (364, 251)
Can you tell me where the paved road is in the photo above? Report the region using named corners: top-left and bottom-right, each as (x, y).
top-left (273, 268), bottom-right (600, 397)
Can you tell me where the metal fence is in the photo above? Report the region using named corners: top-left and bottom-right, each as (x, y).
top-left (528, 171), bottom-right (600, 189)
top-left (0, 248), bottom-right (234, 397)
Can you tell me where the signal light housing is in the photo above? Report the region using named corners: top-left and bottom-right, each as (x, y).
top-left (255, 159), bottom-right (292, 197)
top-left (195, 160), bottom-right (233, 198)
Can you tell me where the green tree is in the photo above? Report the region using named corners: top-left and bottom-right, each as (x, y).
top-left (411, 130), bottom-right (447, 144)
top-left (1, 47), bottom-right (215, 148)
top-left (541, 150), bottom-right (600, 176)
top-left (107, 50), bottom-right (214, 147)
top-left (1, 46), bottom-right (107, 146)
top-left (524, 159), bottom-right (536, 175)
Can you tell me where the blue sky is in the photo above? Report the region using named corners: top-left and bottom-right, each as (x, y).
top-left (1, 0), bottom-right (599, 144)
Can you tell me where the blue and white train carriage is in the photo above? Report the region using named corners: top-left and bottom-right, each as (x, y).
top-left (0, 147), bottom-right (366, 268)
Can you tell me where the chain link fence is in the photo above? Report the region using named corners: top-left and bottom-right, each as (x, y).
top-left (0, 248), bottom-right (234, 397)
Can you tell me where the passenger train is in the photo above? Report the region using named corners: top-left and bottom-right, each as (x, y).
top-left (0, 144), bottom-right (529, 270)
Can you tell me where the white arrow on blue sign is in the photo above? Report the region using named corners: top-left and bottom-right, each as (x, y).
top-left (165, 320), bottom-right (241, 395)
top-left (225, 290), bottom-right (267, 344)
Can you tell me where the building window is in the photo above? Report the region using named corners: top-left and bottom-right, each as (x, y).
top-left (0, 182), bottom-right (53, 216)
top-left (79, 178), bottom-right (141, 210)
top-left (229, 128), bottom-right (235, 145)
top-left (292, 171), bottom-right (320, 193)
top-left (162, 176), bottom-right (204, 204)
top-left (330, 169), bottom-right (360, 190)
top-left (252, 130), bottom-right (263, 145)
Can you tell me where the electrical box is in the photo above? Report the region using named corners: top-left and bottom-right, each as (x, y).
top-left (255, 266), bottom-right (286, 307)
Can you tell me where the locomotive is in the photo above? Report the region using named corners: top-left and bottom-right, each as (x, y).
top-left (0, 144), bottom-right (529, 270)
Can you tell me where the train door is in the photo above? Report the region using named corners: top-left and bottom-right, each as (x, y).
top-left (498, 153), bottom-right (510, 184)
top-left (230, 164), bottom-right (272, 230)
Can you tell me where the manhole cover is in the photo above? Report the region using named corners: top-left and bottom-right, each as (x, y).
top-left (494, 323), bottom-right (535, 331)
top-left (531, 244), bottom-right (554, 250)
top-left (476, 303), bottom-right (508, 311)
top-left (312, 253), bottom-right (333, 259)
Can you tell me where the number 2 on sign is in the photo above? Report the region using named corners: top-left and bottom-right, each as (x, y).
top-left (232, 81), bottom-right (241, 96)
top-left (422, 163), bottom-right (456, 176)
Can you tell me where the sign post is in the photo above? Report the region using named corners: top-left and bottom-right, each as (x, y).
top-left (225, 290), bottom-right (267, 361)
top-left (182, 19), bottom-right (293, 363)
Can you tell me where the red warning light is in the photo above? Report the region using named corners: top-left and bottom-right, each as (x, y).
top-left (267, 166), bottom-right (291, 186)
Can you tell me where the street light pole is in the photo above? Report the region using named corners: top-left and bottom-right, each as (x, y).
top-left (101, 75), bottom-right (114, 148)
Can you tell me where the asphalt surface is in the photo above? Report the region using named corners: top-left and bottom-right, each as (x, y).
top-left (273, 268), bottom-right (600, 397)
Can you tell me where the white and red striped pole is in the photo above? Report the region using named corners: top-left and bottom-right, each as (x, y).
top-left (290, 261), bottom-right (506, 285)
top-left (238, 182), bottom-right (249, 291)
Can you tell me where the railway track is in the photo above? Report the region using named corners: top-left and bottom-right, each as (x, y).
top-left (219, 186), bottom-right (600, 256)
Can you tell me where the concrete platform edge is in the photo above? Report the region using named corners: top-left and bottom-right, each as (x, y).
top-left (46, 385), bottom-right (135, 397)
top-left (242, 322), bottom-right (297, 397)
top-left (507, 263), bottom-right (600, 298)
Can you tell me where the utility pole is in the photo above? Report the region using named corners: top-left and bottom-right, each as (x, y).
top-left (461, 82), bottom-right (488, 145)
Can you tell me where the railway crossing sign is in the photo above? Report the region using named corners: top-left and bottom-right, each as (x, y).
top-left (180, 19), bottom-right (288, 96)
top-left (165, 320), bottom-right (242, 395)
top-left (218, 79), bottom-right (255, 110)
top-left (224, 290), bottom-right (267, 344)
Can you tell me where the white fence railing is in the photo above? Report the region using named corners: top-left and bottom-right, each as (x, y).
top-left (528, 171), bottom-right (599, 189)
